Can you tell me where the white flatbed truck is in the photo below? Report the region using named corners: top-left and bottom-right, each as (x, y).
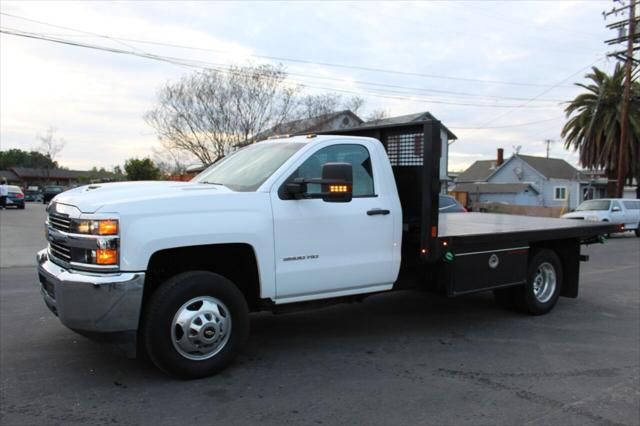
top-left (38, 119), bottom-right (616, 378)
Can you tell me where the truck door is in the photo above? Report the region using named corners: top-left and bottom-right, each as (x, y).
top-left (271, 141), bottom-right (397, 301)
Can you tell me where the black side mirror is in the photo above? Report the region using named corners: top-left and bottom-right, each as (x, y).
top-left (321, 162), bottom-right (353, 203)
top-left (284, 162), bottom-right (353, 202)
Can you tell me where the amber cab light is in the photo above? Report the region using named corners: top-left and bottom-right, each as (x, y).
top-left (98, 220), bottom-right (118, 235)
top-left (96, 248), bottom-right (118, 265)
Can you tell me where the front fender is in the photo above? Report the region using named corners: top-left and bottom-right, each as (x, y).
top-left (109, 193), bottom-right (276, 299)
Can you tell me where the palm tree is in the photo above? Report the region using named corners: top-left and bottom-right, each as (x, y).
top-left (562, 64), bottom-right (640, 197)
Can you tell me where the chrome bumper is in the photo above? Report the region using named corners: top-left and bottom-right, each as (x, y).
top-left (37, 249), bottom-right (145, 356)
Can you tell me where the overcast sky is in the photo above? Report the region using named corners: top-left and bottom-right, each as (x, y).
top-left (0, 1), bottom-right (620, 171)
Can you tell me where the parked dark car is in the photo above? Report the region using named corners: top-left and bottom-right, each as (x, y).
top-left (5, 185), bottom-right (25, 209)
top-left (24, 189), bottom-right (43, 202)
top-left (43, 186), bottom-right (65, 204)
top-left (439, 194), bottom-right (466, 213)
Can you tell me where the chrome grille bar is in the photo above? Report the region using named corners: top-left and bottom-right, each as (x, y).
top-left (49, 241), bottom-right (71, 262)
top-left (49, 213), bottom-right (71, 232)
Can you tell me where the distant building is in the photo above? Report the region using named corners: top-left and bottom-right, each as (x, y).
top-left (256, 110), bottom-right (364, 141)
top-left (0, 167), bottom-right (118, 188)
top-left (453, 149), bottom-right (606, 210)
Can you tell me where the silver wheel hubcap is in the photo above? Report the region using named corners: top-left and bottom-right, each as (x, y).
top-left (532, 262), bottom-right (556, 303)
top-left (171, 296), bottom-right (231, 361)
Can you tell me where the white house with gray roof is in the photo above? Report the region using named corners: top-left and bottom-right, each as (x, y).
top-left (454, 149), bottom-right (588, 209)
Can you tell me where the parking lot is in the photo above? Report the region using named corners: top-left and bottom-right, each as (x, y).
top-left (0, 203), bottom-right (638, 425)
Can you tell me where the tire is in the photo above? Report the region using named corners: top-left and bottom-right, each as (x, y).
top-left (493, 287), bottom-right (517, 310)
top-left (143, 271), bottom-right (249, 379)
top-left (18, 204), bottom-right (25, 210)
top-left (514, 249), bottom-right (563, 316)
top-left (635, 226), bottom-right (640, 238)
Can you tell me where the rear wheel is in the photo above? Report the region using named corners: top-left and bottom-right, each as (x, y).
top-left (143, 271), bottom-right (249, 379)
top-left (514, 249), bottom-right (563, 315)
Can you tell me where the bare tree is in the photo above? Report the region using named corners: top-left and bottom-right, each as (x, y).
top-left (366, 109), bottom-right (389, 122)
top-left (37, 127), bottom-right (66, 182)
top-left (297, 94), bottom-right (365, 120)
top-left (343, 96), bottom-right (365, 116)
top-left (297, 93), bottom-right (343, 119)
top-left (37, 127), bottom-right (66, 164)
top-left (145, 64), bottom-right (298, 164)
top-left (152, 146), bottom-right (193, 176)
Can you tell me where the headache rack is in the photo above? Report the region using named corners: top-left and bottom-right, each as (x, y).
top-left (314, 120), bottom-right (446, 264)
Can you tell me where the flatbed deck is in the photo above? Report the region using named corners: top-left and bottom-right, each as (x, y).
top-left (438, 213), bottom-right (617, 249)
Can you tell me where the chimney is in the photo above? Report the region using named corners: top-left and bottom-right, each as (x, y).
top-left (497, 148), bottom-right (504, 166)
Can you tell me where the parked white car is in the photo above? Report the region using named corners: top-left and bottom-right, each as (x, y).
top-left (562, 198), bottom-right (640, 236)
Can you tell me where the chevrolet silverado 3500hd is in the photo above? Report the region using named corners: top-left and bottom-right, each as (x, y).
top-left (38, 120), bottom-right (616, 379)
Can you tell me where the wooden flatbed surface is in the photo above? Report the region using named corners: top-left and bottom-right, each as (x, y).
top-left (438, 213), bottom-right (615, 242)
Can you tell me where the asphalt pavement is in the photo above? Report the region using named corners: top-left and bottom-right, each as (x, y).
top-left (0, 204), bottom-right (639, 425)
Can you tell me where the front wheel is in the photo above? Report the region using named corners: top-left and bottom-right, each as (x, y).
top-left (143, 271), bottom-right (249, 379)
top-left (514, 249), bottom-right (563, 315)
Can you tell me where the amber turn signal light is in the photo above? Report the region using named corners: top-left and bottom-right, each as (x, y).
top-left (96, 248), bottom-right (118, 265)
top-left (329, 185), bottom-right (349, 193)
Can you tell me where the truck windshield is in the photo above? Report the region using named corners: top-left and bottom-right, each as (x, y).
top-left (193, 142), bottom-right (304, 192)
top-left (576, 200), bottom-right (611, 211)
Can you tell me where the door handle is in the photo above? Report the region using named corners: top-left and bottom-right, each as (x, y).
top-left (367, 209), bottom-right (390, 216)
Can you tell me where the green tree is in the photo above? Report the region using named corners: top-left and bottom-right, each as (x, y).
top-left (561, 64), bottom-right (640, 196)
top-left (124, 158), bottom-right (161, 181)
top-left (0, 148), bottom-right (57, 169)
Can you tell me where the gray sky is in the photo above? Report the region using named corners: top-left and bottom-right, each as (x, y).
top-left (0, 1), bottom-right (619, 171)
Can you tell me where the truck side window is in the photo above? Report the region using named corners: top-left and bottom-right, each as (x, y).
top-left (294, 144), bottom-right (375, 197)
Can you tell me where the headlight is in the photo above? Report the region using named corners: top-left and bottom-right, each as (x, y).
top-left (72, 219), bottom-right (119, 235)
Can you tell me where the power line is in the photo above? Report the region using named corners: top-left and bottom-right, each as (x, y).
top-left (467, 57), bottom-right (605, 131)
top-left (0, 11), bottom-right (579, 89)
top-left (4, 28), bottom-right (571, 103)
top-left (451, 116), bottom-right (564, 130)
top-left (0, 27), bottom-right (563, 109)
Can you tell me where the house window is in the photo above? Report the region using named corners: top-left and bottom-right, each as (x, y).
top-left (554, 186), bottom-right (567, 200)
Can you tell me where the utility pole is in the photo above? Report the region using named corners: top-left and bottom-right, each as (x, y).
top-left (543, 139), bottom-right (555, 158)
top-left (605, 0), bottom-right (638, 197)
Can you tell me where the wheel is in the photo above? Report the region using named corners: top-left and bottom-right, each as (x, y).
top-left (18, 203), bottom-right (25, 210)
top-left (143, 271), bottom-right (249, 379)
top-left (635, 226), bottom-right (640, 237)
top-left (493, 287), bottom-right (517, 310)
top-left (514, 249), bottom-right (563, 315)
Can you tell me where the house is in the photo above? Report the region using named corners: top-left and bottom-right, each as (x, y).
top-left (0, 169), bottom-right (20, 185)
top-left (256, 110), bottom-right (364, 141)
top-left (454, 149), bottom-right (591, 210)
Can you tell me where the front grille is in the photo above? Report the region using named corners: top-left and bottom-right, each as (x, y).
top-left (49, 240), bottom-right (71, 263)
top-left (48, 213), bottom-right (71, 232)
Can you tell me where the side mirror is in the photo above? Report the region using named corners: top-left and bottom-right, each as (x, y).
top-left (284, 162), bottom-right (353, 202)
top-left (612, 206), bottom-right (621, 212)
top-left (321, 162), bottom-right (353, 203)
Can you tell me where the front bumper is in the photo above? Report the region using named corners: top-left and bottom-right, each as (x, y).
top-left (37, 249), bottom-right (145, 356)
